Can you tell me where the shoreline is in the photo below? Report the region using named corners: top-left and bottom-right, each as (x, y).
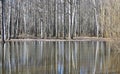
top-left (0, 37), bottom-right (114, 42)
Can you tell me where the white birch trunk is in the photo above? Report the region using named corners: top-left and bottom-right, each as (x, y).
top-left (55, 0), bottom-right (58, 37)
top-left (92, 0), bottom-right (99, 37)
top-left (7, 0), bottom-right (11, 39)
top-left (23, 2), bottom-right (27, 34)
top-left (68, 0), bottom-right (71, 39)
top-left (41, 21), bottom-right (43, 38)
top-left (72, 0), bottom-right (77, 37)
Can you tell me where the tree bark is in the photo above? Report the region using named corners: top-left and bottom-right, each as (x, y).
top-left (92, 0), bottom-right (99, 37)
top-left (9, 0), bottom-right (13, 40)
top-left (68, 0), bottom-right (71, 39)
top-left (55, 0), bottom-right (58, 38)
top-left (1, 0), bottom-right (6, 43)
top-left (64, 0), bottom-right (66, 39)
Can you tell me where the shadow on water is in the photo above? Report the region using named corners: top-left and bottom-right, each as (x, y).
top-left (0, 41), bottom-right (120, 74)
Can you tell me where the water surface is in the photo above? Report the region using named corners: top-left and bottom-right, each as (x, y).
top-left (0, 41), bottom-right (119, 74)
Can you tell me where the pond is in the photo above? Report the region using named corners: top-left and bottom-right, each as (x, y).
top-left (0, 40), bottom-right (120, 74)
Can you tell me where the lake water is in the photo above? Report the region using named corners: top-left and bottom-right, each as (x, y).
top-left (0, 40), bottom-right (120, 74)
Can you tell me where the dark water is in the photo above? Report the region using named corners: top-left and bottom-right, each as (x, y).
top-left (0, 41), bottom-right (119, 74)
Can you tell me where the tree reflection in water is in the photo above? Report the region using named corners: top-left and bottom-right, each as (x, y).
top-left (0, 41), bottom-right (120, 74)
top-left (2, 42), bottom-right (5, 74)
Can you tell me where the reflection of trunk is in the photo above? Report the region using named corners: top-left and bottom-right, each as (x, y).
top-left (107, 42), bottom-right (111, 73)
top-left (61, 41), bottom-right (64, 65)
top-left (55, 42), bottom-right (58, 74)
top-left (53, 42), bottom-right (56, 73)
top-left (93, 41), bottom-right (99, 74)
top-left (15, 42), bottom-right (19, 73)
top-left (100, 42), bottom-right (103, 72)
top-left (68, 41), bottom-right (71, 73)
top-left (74, 42), bottom-right (78, 73)
top-left (72, 42), bottom-right (75, 71)
top-left (23, 42), bottom-right (28, 65)
top-left (9, 42), bottom-right (12, 74)
top-left (40, 41), bottom-right (43, 57)
top-left (2, 43), bottom-right (5, 74)
top-left (64, 42), bottom-right (66, 74)
top-left (34, 41), bottom-right (37, 69)
top-left (78, 42), bottom-right (81, 74)
top-left (50, 42), bottom-right (54, 73)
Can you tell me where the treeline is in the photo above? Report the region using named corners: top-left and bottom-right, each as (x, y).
top-left (0, 0), bottom-right (120, 41)
top-left (99, 0), bottom-right (120, 38)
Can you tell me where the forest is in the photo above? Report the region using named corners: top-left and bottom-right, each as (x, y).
top-left (1, 0), bottom-right (120, 74)
top-left (0, 0), bottom-right (120, 42)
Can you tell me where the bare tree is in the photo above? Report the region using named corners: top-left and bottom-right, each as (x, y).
top-left (1, 0), bottom-right (6, 42)
top-left (92, 0), bottom-right (99, 37)
top-left (8, 0), bottom-right (13, 40)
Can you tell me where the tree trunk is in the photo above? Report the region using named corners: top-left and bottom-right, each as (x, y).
top-left (64, 0), bottom-right (66, 39)
top-left (68, 0), bottom-right (71, 39)
top-left (55, 0), bottom-right (58, 38)
top-left (23, 2), bottom-right (27, 35)
top-left (8, 0), bottom-right (12, 40)
top-left (16, 0), bottom-right (20, 38)
top-left (1, 0), bottom-right (6, 43)
top-left (34, 14), bottom-right (37, 37)
top-left (9, 0), bottom-right (12, 40)
top-left (71, 0), bottom-right (76, 39)
top-left (92, 0), bottom-right (99, 37)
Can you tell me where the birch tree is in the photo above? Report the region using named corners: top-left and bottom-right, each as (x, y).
top-left (23, 1), bottom-right (27, 35)
top-left (63, 0), bottom-right (66, 38)
top-left (92, 0), bottom-right (99, 37)
top-left (1, 0), bottom-right (6, 42)
top-left (7, 0), bottom-right (13, 40)
top-left (68, 0), bottom-right (71, 39)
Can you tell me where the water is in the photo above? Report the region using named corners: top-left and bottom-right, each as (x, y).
top-left (0, 41), bottom-right (119, 74)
